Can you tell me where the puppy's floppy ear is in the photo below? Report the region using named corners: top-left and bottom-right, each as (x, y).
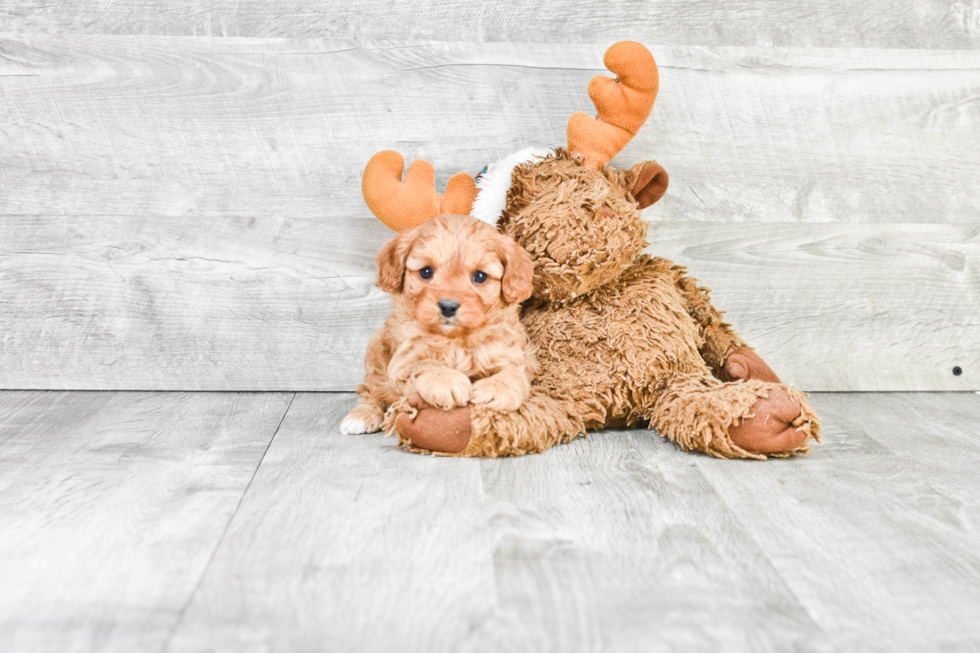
top-left (376, 232), bottom-right (414, 293)
top-left (498, 235), bottom-right (534, 304)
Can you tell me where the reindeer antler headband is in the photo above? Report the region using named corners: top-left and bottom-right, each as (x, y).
top-left (567, 41), bottom-right (659, 168)
top-left (362, 41), bottom-right (659, 231)
top-left (361, 151), bottom-right (478, 232)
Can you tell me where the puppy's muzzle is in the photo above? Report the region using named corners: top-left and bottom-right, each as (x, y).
top-left (438, 299), bottom-right (460, 318)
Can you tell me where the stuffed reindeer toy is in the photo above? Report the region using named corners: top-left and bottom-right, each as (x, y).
top-left (357, 41), bottom-right (820, 459)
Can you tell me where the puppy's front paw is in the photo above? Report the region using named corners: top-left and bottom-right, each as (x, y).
top-left (416, 368), bottom-right (472, 409)
top-left (471, 375), bottom-right (525, 412)
top-left (339, 404), bottom-right (384, 435)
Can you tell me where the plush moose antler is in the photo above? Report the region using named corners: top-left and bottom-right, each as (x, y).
top-left (362, 150), bottom-right (478, 232)
top-left (567, 41), bottom-right (660, 169)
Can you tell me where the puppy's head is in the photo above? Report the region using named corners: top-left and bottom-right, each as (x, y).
top-left (376, 214), bottom-right (533, 337)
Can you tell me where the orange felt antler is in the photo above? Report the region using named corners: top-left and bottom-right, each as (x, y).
top-left (362, 151), bottom-right (478, 232)
top-left (567, 42), bottom-right (659, 169)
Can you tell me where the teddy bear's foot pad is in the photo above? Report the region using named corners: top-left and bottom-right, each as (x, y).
top-left (728, 389), bottom-right (809, 454)
top-left (720, 347), bottom-right (781, 384)
top-left (396, 395), bottom-right (472, 453)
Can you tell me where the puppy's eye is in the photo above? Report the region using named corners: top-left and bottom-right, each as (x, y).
top-left (419, 267), bottom-right (433, 280)
top-left (472, 270), bottom-right (488, 284)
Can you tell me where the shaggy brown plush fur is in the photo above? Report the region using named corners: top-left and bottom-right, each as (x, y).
top-left (500, 149), bottom-right (649, 303)
top-left (372, 42), bottom-right (819, 459)
top-left (385, 390), bottom-right (585, 457)
top-left (386, 151), bottom-right (821, 459)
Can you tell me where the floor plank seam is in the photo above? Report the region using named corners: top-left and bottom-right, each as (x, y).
top-left (691, 459), bottom-right (844, 653)
top-left (158, 391), bottom-right (297, 653)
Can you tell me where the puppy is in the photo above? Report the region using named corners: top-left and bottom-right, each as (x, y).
top-left (340, 214), bottom-right (537, 435)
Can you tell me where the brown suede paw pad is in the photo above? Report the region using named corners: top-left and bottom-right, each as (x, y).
top-left (721, 347), bottom-right (782, 384)
top-left (396, 395), bottom-right (472, 454)
top-left (728, 389), bottom-right (808, 454)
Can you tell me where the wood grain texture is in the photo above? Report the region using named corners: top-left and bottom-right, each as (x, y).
top-left (473, 433), bottom-right (835, 652)
top-left (0, 36), bottom-right (977, 391)
top-left (0, 214), bottom-right (392, 390)
top-left (166, 392), bottom-right (835, 653)
top-left (818, 392), bottom-right (980, 509)
top-left (165, 393), bottom-right (498, 652)
top-left (2, 218), bottom-right (974, 391)
top-left (650, 222), bottom-right (980, 392)
top-left (0, 391), bottom-right (293, 653)
top-left (695, 391), bottom-right (980, 651)
top-left (2, 0), bottom-right (980, 48)
top-left (3, 390), bottom-right (980, 650)
top-left (1, 38), bottom-right (978, 225)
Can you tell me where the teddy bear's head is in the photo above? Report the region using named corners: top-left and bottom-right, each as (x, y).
top-left (361, 41), bottom-right (668, 302)
top-left (495, 149), bottom-right (667, 302)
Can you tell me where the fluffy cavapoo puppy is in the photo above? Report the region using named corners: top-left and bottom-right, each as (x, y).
top-left (340, 214), bottom-right (537, 436)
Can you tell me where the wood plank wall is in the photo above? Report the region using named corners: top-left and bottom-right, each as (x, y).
top-left (1, 4), bottom-right (978, 391)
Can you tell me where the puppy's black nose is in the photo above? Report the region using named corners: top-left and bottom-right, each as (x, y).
top-left (438, 299), bottom-right (460, 318)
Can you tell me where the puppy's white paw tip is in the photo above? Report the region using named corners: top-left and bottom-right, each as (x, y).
top-left (339, 418), bottom-right (368, 435)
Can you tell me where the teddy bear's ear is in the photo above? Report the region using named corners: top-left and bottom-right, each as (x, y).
top-left (629, 161), bottom-right (669, 209)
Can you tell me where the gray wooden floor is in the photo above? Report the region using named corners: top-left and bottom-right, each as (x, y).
top-left (1, 391), bottom-right (978, 652)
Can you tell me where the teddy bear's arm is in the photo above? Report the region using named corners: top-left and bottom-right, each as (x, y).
top-left (385, 389), bottom-right (586, 457)
top-left (668, 264), bottom-right (747, 373)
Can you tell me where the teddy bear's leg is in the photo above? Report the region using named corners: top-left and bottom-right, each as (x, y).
top-left (382, 390), bottom-right (586, 457)
top-left (666, 261), bottom-right (782, 384)
top-left (716, 347), bottom-right (781, 384)
top-left (647, 371), bottom-right (821, 459)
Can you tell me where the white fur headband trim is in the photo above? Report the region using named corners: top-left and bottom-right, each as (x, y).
top-left (471, 146), bottom-right (552, 226)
